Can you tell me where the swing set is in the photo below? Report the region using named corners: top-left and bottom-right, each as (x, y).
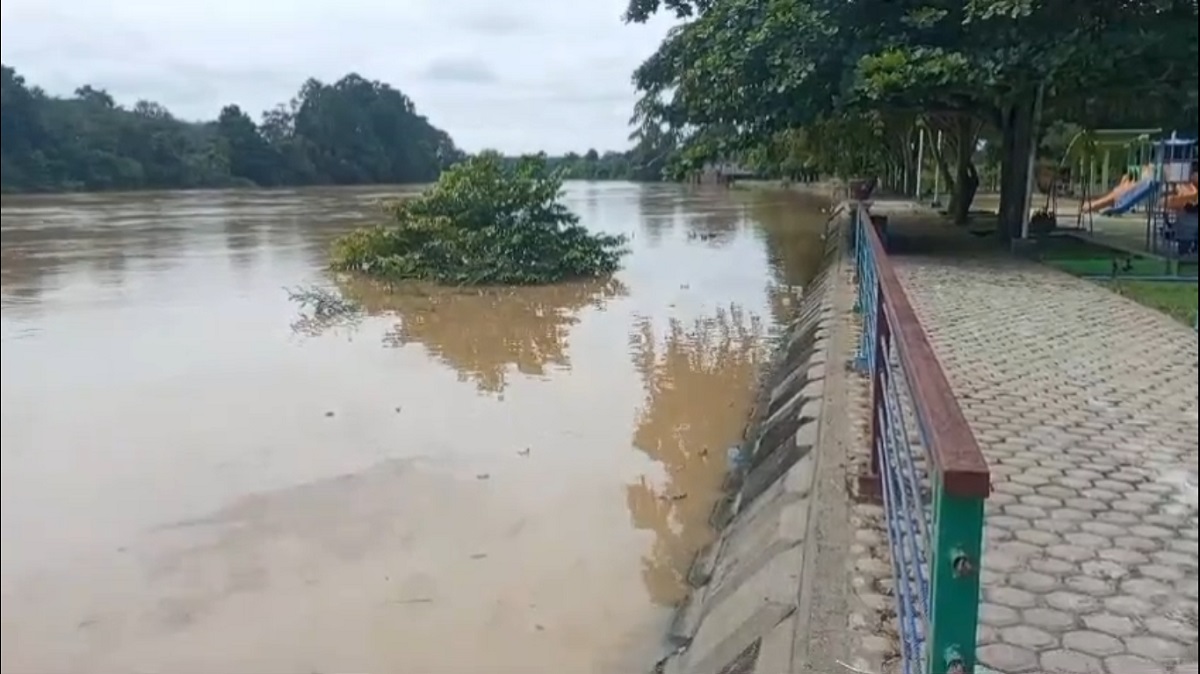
top-left (1040, 128), bottom-right (1163, 234)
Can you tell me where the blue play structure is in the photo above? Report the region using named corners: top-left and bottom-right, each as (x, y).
top-left (1143, 134), bottom-right (1197, 260)
top-left (1103, 178), bottom-right (1156, 215)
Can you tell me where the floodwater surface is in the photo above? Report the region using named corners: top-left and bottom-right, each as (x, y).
top-left (0, 182), bottom-right (830, 674)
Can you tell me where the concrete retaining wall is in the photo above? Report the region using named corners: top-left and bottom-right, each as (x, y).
top-left (653, 221), bottom-right (842, 674)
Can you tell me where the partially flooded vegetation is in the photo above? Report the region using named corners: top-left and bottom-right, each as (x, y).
top-left (329, 153), bottom-right (628, 285)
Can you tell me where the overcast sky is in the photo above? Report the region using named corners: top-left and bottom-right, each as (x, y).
top-left (0, 0), bottom-right (676, 155)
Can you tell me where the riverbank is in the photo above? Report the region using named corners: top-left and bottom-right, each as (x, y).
top-left (652, 206), bottom-right (872, 674)
top-left (732, 179), bottom-right (845, 200)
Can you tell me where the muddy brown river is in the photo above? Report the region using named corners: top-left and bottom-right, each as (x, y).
top-left (0, 182), bottom-right (829, 674)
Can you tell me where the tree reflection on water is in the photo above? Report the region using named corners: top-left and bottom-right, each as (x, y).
top-left (624, 306), bottom-right (769, 605)
top-left (292, 276), bottom-right (626, 396)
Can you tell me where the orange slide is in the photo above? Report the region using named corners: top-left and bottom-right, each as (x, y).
top-left (1084, 174), bottom-right (1136, 213)
top-left (1085, 166), bottom-right (1198, 213)
top-left (1166, 181), bottom-right (1198, 211)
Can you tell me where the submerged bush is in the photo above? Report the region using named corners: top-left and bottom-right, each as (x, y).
top-left (286, 285), bottom-right (363, 336)
top-left (330, 152), bottom-right (627, 285)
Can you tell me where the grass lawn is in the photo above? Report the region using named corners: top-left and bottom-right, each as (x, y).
top-left (1034, 234), bottom-right (1199, 276)
top-left (1100, 280), bottom-right (1199, 326)
top-left (1034, 235), bottom-right (1169, 276)
top-left (1031, 235), bottom-right (1198, 325)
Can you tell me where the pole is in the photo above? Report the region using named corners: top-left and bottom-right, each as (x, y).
top-left (932, 131), bottom-right (943, 206)
top-left (1020, 82), bottom-right (1046, 240)
top-left (916, 127), bottom-right (926, 199)
top-left (903, 139), bottom-right (911, 196)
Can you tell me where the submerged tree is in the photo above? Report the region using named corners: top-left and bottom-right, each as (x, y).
top-left (329, 152), bottom-right (629, 285)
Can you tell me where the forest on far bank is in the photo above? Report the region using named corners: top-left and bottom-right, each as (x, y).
top-left (0, 65), bottom-right (670, 194)
top-left (1, 66), bottom-right (466, 193)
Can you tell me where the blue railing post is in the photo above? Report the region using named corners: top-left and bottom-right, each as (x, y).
top-left (854, 206), bottom-right (877, 373)
top-left (851, 205), bottom-right (991, 674)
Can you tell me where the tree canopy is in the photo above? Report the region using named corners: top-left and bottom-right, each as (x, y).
top-left (626, 0), bottom-right (1199, 234)
top-left (1, 65), bottom-right (463, 193)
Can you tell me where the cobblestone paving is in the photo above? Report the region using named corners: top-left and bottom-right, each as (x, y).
top-left (889, 228), bottom-right (1199, 674)
top-left (838, 247), bottom-right (904, 674)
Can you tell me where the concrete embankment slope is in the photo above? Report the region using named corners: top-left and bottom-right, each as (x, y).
top-left (654, 213), bottom-right (857, 674)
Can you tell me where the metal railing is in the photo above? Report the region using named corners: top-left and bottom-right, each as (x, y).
top-left (851, 205), bottom-right (992, 674)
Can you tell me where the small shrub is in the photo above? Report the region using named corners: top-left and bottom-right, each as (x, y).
top-left (330, 152), bottom-right (627, 285)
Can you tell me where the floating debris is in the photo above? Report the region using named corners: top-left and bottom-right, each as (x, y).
top-left (727, 445), bottom-right (749, 472)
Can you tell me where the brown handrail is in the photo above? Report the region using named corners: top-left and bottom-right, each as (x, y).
top-left (861, 211), bottom-right (991, 498)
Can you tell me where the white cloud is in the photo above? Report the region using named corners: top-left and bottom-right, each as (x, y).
top-left (0, 0), bottom-right (676, 154)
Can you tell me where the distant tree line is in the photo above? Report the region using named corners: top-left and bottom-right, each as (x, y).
top-left (531, 147), bottom-right (673, 182)
top-left (1, 65), bottom-right (464, 193)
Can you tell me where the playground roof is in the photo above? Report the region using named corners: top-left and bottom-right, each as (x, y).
top-left (1088, 128), bottom-right (1162, 145)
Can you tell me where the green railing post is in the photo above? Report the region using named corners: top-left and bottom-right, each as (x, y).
top-left (925, 476), bottom-right (986, 674)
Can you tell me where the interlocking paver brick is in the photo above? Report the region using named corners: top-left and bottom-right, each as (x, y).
top-left (1082, 613), bottom-right (1138, 637)
top-left (880, 215), bottom-right (1199, 674)
top-left (978, 643), bottom-right (1039, 672)
top-left (1041, 649), bottom-right (1106, 674)
top-left (1103, 654), bottom-right (1167, 674)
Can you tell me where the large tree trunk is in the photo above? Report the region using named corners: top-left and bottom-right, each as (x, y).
top-left (950, 115), bottom-right (980, 227)
top-left (997, 96), bottom-right (1037, 241)
top-left (925, 113), bottom-right (981, 226)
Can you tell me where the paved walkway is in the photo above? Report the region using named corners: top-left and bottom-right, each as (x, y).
top-left (886, 216), bottom-right (1198, 674)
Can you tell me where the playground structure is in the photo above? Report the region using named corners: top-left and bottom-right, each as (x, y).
top-left (1036, 129), bottom-right (1158, 232)
top-left (1041, 129), bottom-right (1198, 263)
top-left (1084, 165), bottom-right (1199, 215)
top-left (1082, 134), bottom-right (1199, 218)
top-left (1133, 134), bottom-right (1197, 261)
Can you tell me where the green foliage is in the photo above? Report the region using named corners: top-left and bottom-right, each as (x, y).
top-left (627, 0), bottom-right (1197, 233)
top-left (330, 153), bottom-right (628, 285)
top-left (500, 149), bottom-right (663, 181)
top-left (631, 0), bottom-right (841, 141)
top-left (286, 285), bottom-right (364, 336)
top-left (1, 65), bottom-right (463, 193)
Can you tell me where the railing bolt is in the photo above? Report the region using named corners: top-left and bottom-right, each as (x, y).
top-left (944, 646), bottom-right (968, 674)
top-left (951, 552), bottom-right (974, 578)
